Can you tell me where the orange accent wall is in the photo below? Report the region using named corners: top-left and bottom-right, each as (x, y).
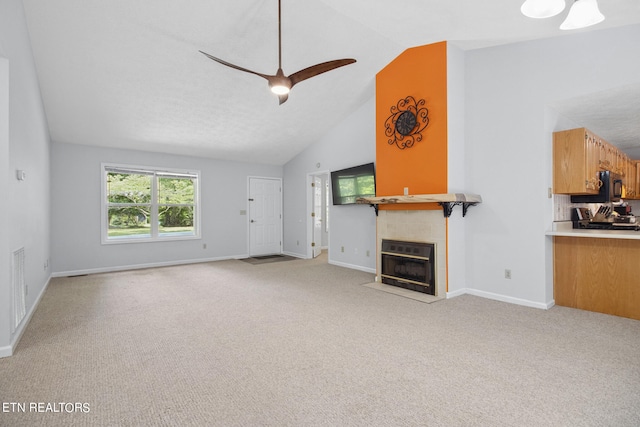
top-left (376, 42), bottom-right (447, 210)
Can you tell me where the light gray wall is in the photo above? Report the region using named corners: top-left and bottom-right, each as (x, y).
top-left (446, 43), bottom-right (468, 294)
top-left (0, 0), bottom-right (52, 356)
top-left (0, 57), bottom-right (10, 355)
top-left (51, 142), bottom-right (282, 275)
top-left (463, 24), bottom-right (640, 307)
top-left (283, 94), bottom-right (376, 272)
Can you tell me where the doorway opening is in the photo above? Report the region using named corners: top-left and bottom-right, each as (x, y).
top-left (307, 171), bottom-right (330, 261)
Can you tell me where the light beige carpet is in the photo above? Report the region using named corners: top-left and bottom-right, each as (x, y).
top-left (362, 281), bottom-right (444, 303)
top-left (1, 255), bottom-right (639, 426)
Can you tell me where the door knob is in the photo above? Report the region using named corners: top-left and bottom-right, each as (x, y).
top-left (250, 219), bottom-right (255, 223)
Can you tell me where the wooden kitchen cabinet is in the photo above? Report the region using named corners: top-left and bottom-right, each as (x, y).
top-left (554, 236), bottom-right (640, 321)
top-left (624, 159), bottom-right (637, 198)
top-left (615, 148), bottom-right (627, 176)
top-left (597, 137), bottom-right (608, 168)
top-left (553, 128), bottom-right (601, 194)
top-left (635, 161), bottom-right (640, 199)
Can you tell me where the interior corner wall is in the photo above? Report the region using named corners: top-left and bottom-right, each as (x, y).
top-left (445, 43), bottom-right (467, 293)
top-left (282, 94), bottom-right (376, 272)
top-left (0, 0), bottom-right (52, 356)
top-left (463, 24), bottom-right (640, 307)
top-left (375, 41), bottom-right (448, 211)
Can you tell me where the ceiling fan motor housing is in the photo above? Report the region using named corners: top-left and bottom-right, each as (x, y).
top-left (269, 70), bottom-right (291, 95)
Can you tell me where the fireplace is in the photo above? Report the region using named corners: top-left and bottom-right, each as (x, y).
top-left (380, 239), bottom-right (435, 295)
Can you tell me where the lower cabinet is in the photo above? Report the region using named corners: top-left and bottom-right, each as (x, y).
top-left (554, 236), bottom-right (640, 321)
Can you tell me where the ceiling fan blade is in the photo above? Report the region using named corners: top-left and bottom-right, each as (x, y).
top-left (289, 59), bottom-right (356, 87)
top-left (199, 50), bottom-right (271, 80)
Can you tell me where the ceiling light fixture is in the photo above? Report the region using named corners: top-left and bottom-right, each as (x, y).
top-left (269, 70), bottom-right (291, 95)
top-left (521, 0), bottom-right (605, 30)
top-left (270, 85), bottom-right (290, 95)
top-left (199, 0), bottom-right (355, 104)
top-left (560, 0), bottom-right (605, 30)
top-left (521, 0), bottom-right (566, 19)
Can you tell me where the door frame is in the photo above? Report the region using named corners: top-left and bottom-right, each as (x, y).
top-left (247, 176), bottom-right (283, 257)
top-left (306, 171), bottom-right (330, 259)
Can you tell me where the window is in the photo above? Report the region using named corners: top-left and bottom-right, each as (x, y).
top-left (102, 164), bottom-right (200, 243)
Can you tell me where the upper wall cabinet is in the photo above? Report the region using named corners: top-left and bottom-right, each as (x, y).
top-left (626, 160), bottom-right (638, 198)
top-left (553, 127), bottom-right (638, 198)
top-left (553, 128), bottom-right (601, 195)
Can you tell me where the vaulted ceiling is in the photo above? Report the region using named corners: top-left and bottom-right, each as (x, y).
top-left (21, 0), bottom-right (640, 165)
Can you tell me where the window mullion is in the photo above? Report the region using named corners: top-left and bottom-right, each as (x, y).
top-left (151, 174), bottom-right (159, 237)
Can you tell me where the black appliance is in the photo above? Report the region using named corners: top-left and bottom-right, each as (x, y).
top-left (614, 205), bottom-right (632, 216)
top-left (330, 162), bottom-right (376, 205)
top-left (571, 170), bottom-right (622, 203)
top-left (572, 207), bottom-right (639, 231)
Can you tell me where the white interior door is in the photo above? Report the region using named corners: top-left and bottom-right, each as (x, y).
top-left (312, 176), bottom-right (322, 258)
top-left (249, 177), bottom-right (282, 256)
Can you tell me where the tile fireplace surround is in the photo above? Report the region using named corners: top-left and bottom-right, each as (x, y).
top-left (376, 210), bottom-right (447, 299)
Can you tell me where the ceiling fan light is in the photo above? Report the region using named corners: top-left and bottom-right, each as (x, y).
top-left (521, 0), bottom-right (565, 18)
top-left (560, 0), bottom-right (605, 30)
top-left (270, 84), bottom-right (290, 95)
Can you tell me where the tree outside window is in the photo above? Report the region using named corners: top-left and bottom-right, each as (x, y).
top-left (103, 165), bottom-right (199, 243)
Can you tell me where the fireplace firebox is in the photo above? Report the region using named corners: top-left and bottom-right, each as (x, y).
top-left (380, 239), bottom-right (435, 295)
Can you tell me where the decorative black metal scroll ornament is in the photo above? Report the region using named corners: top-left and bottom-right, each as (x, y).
top-left (384, 96), bottom-right (429, 149)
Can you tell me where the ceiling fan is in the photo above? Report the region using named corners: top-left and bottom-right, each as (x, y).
top-left (199, 0), bottom-right (356, 105)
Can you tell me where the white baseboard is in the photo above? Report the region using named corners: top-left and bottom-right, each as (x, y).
top-left (51, 255), bottom-right (246, 278)
top-left (1, 275), bottom-right (52, 358)
top-left (328, 259), bottom-right (376, 274)
top-left (0, 345), bottom-right (11, 358)
top-left (447, 288), bottom-right (554, 310)
top-left (445, 288), bottom-right (467, 299)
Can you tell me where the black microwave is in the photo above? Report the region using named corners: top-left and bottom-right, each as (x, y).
top-left (571, 170), bottom-right (622, 203)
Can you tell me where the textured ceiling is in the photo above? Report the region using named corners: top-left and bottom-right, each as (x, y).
top-left (551, 83), bottom-right (640, 158)
top-left (21, 0), bottom-right (640, 165)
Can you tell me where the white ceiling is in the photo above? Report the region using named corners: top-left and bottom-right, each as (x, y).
top-left (550, 83), bottom-right (640, 158)
top-left (21, 0), bottom-right (640, 165)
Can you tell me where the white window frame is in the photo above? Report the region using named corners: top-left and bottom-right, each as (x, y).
top-left (101, 163), bottom-right (201, 244)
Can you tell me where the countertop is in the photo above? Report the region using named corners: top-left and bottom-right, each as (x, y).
top-left (546, 221), bottom-right (640, 240)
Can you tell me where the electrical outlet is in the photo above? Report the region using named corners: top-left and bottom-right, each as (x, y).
top-left (341, 246), bottom-right (344, 253)
top-left (354, 248), bottom-right (358, 255)
top-left (505, 269), bottom-right (512, 279)
top-left (366, 250), bottom-right (370, 257)
top-left (202, 243), bottom-right (207, 249)
top-left (296, 240), bottom-right (299, 246)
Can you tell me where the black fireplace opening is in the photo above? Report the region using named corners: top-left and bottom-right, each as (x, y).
top-left (380, 240), bottom-right (435, 295)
